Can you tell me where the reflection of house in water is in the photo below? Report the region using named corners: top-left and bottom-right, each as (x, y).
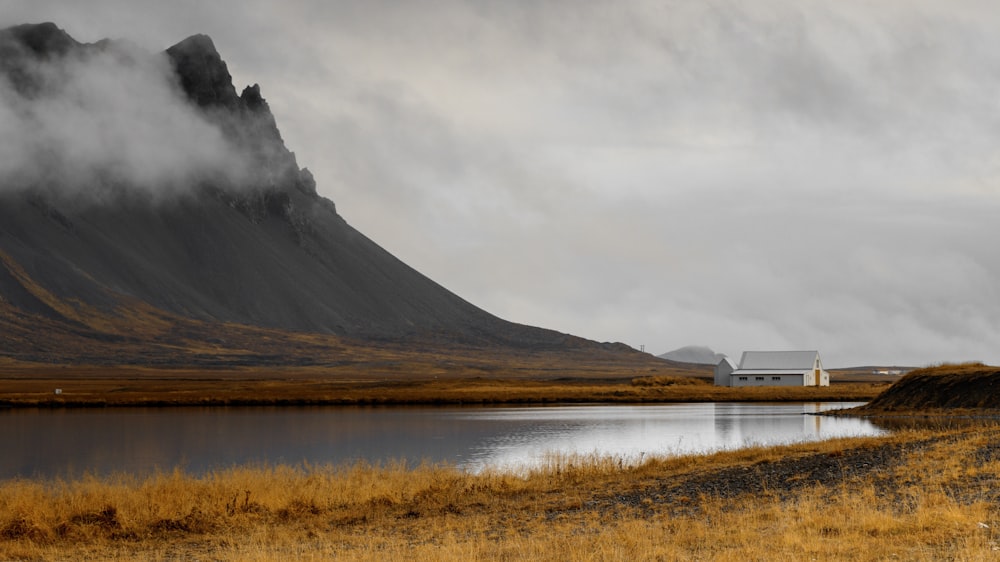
top-left (807, 402), bottom-right (823, 433)
top-left (714, 351), bottom-right (830, 387)
top-left (713, 403), bottom-right (828, 447)
top-left (713, 403), bottom-right (738, 443)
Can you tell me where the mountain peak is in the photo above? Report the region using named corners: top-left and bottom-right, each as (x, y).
top-left (1, 22), bottom-right (79, 57)
top-left (161, 34), bottom-right (310, 196)
top-left (165, 33), bottom-right (239, 109)
top-left (0, 22), bottom-right (82, 96)
top-left (658, 345), bottom-right (727, 365)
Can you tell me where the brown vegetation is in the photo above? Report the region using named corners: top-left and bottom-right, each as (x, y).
top-left (857, 362), bottom-right (1000, 414)
top-left (2, 424), bottom-right (999, 560)
top-left (0, 375), bottom-right (885, 408)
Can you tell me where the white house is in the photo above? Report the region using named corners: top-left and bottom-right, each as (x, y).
top-left (715, 351), bottom-right (830, 387)
top-left (714, 356), bottom-right (738, 386)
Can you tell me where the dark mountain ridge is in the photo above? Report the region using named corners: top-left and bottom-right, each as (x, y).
top-left (0, 23), bottom-right (636, 368)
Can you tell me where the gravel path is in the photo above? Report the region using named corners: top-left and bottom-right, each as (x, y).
top-left (580, 429), bottom-right (1000, 518)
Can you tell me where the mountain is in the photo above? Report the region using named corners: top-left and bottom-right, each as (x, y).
top-left (0, 23), bottom-right (641, 370)
top-left (657, 346), bottom-right (726, 365)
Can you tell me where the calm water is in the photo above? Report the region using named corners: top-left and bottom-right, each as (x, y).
top-left (0, 402), bottom-right (880, 478)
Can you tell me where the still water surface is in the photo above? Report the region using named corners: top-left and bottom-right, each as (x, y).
top-left (0, 402), bottom-right (880, 478)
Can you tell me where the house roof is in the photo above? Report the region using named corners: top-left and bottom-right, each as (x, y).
top-left (716, 356), bottom-right (738, 369)
top-left (738, 351), bottom-right (819, 370)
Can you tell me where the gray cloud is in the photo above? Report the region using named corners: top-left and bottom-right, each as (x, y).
top-left (0, 35), bottom-right (251, 199)
top-left (4, 1), bottom-right (1000, 366)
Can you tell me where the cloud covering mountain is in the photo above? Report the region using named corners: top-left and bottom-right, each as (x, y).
top-left (0, 23), bottom-right (618, 365)
top-left (0, 23), bottom-right (252, 198)
top-left (3, 3), bottom-right (1000, 366)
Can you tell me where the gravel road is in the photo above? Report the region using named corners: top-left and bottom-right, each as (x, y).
top-left (582, 428), bottom-right (1000, 518)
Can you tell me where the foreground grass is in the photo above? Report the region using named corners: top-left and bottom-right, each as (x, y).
top-left (0, 375), bottom-right (885, 407)
top-left (2, 424), bottom-right (999, 560)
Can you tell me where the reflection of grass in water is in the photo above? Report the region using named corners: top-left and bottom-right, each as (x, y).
top-left (3, 425), bottom-right (1000, 560)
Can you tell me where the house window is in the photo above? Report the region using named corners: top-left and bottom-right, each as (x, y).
top-left (739, 377), bottom-right (748, 381)
top-left (755, 376), bottom-right (764, 381)
top-left (772, 376), bottom-right (781, 381)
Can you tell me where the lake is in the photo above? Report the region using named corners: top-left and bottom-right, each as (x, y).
top-left (0, 402), bottom-right (881, 479)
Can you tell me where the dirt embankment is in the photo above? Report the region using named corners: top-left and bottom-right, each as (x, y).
top-left (858, 363), bottom-right (1000, 413)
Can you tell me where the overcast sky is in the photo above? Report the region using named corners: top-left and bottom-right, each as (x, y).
top-left (4, 1), bottom-right (1000, 367)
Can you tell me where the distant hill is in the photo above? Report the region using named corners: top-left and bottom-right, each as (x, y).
top-left (0, 23), bottom-right (647, 371)
top-left (657, 346), bottom-right (726, 365)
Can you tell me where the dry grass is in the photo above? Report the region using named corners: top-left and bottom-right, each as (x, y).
top-left (859, 362), bottom-right (1000, 413)
top-left (0, 376), bottom-right (885, 407)
top-left (2, 424), bottom-right (999, 560)
top-left (917, 361), bottom-right (992, 374)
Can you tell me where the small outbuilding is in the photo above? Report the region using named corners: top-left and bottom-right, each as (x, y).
top-left (714, 356), bottom-right (738, 386)
top-left (715, 350), bottom-right (830, 387)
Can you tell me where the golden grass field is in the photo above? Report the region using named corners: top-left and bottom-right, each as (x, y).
top-left (1, 365), bottom-right (996, 560)
top-left (1, 422), bottom-right (998, 561)
top-left (0, 373), bottom-right (885, 407)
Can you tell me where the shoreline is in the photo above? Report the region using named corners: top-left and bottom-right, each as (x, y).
top-left (0, 377), bottom-right (886, 409)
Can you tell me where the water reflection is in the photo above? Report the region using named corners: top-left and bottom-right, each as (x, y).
top-left (452, 403), bottom-right (879, 470)
top-left (0, 402), bottom-right (881, 478)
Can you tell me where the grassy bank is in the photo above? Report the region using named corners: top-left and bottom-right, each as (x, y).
top-left (0, 375), bottom-right (885, 408)
top-left (857, 363), bottom-right (1000, 415)
top-left (1, 424), bottom-right (998, 560)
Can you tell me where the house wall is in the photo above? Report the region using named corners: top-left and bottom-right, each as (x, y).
top-left (725, 351), bottom-right (832, 387)
top-left (813, 356), bottom-right (831, 387)
top-left (714, 360), bottom-right (735, 386)
top-left (731, 374), bottom-right (805, 387)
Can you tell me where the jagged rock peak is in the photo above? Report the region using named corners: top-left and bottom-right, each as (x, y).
top-left (165, 34), bottom-right (240, 109)
top-left (0, 23), bottom-right (320, 201)
top-left (241, 83), bottom-right (266, 110)
top-left (1, 22), bottom-right (80, 56)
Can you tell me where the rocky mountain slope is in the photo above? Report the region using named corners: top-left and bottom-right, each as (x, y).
top-left (0, 23), bottom-right (640, 369)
